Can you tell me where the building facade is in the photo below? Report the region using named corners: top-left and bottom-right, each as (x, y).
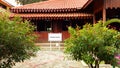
top-left (10, 0), bottom-right (120, 42)
top-left (82, 0), bottom-right (120, 30)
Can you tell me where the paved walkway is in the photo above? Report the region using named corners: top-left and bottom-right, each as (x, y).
top-left (12, 51), bottom-right (81, 68)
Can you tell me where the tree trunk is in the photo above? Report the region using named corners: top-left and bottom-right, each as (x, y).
top-left (94, 60), bottom-right (99, 68)
top-left (88, 64), bottom-right (94, 68)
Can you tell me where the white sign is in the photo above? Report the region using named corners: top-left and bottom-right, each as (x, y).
top-left (48, 33), bottom-right (62, 41)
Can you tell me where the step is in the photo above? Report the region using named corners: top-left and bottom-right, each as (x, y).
top-left (35, 43), bottom-right (64, 51)
top-left (40, 46), bottom-right (64, 51)
top-left (35, 43), bottom-right (64, 46)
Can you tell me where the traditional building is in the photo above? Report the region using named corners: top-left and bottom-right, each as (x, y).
top-left (10, 0), bottom-right (120, 42)
top-left (82, 0), bottom-right (120, 23)
top-left (0, 0), bottom-right (13, 9)
top-left (10, 0), bottom-right (93, 42)
top-left (82, 0), bottom-right (120, 30)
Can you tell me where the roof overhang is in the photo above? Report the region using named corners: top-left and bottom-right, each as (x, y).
top-left (10, 13), bottom-right (93, 20)
top-left (82, 0), bottom-right (93, 9)
top-left (0, 0), bottom-right (14, 8)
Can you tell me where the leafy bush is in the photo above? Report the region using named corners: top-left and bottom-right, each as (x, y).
top-left (0, 10), bottom-right (39, 68)
top-left (65, 19), bottom-right (120, 68)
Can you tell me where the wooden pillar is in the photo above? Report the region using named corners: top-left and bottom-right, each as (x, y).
top-left (103, 8), bottom-right (106, 22)
top-left (52, 20), bottom-right (62, 33)
top-left (53, 22), bottom-right (58, 32)
top-left (58, 21), bottom-right (62, 32)
top-left (52, 21), bottom-right (58, 33)
top-left (103, 0), bottom-right (106, 22)
top-left (93, 13), bottom-right (96, 24)
top-left (35, 20), bottom-right (37, 31)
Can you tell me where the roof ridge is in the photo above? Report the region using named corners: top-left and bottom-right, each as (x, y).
top-left (13, 0), bottom-right (55, 8)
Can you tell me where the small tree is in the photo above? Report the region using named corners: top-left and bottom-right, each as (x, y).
top-left (65, 19), bottom-right (120, 68)
top-left (15, 0), bottom-right (46, 5)
top-left (0, 9), bottom-right (39, 68)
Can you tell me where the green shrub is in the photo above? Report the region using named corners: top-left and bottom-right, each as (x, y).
top-left (65, 19), bottom-right (120, 68)
top-left (0, 10), bottom-right (39, 68)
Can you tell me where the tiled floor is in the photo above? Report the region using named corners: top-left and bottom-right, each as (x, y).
top-left (12, 51), bottom-right (81, 68)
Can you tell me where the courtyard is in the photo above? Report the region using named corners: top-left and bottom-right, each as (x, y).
top-left (13, 51), bottom-right (82, 68)
top-left (0, 0), bottom-right (120, 68)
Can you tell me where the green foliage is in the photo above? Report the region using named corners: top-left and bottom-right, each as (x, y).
top-left (15, 0), bottom-right (47, 5)
top-left (103, 19), bottom-right (120, 27)
top-left (0, 11), bottom-right (39, 68)
top-left (65, 19), bottom-right (120, 68)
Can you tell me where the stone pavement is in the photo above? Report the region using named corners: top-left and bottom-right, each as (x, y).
top-left (12, 51), bottom-right (81, 68)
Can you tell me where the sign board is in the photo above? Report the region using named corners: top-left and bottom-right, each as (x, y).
top-left (48, 33), bottom-right (62, 41)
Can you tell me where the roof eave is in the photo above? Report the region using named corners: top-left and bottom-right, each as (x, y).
top-left (82, 0), bottom-right (93, 9)
top-left (0, 0), bottom-right (14, 7)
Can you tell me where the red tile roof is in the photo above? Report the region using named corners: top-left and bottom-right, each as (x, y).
top-left (11, 0), bottom-right (88, 13)
top-left (0, 0), bottom-right (14, 8)
top-left (10, 13), bottom-right (93, 19)
top-left (10, 0), bottom-right (93, 19)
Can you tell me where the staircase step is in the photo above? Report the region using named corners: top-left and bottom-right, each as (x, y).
top-left (35, 43), bottom-right (64, 46)
top-left (35, 43), bottom-right (64, 51)
top-left (41, 46), bottom-right (64, 51)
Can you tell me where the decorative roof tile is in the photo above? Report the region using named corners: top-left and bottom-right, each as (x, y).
top-left (10, 13), bottom-right (93, 19)
top-left (11, 0), bottom-right (88, 13)
top-left (10, 0), bottom-right (93, 19)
